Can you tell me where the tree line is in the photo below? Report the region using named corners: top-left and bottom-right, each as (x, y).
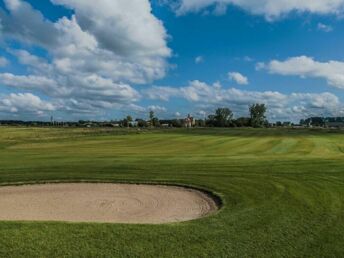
top-left (122, 103), bottom-right (268, 128)
top-left (206, 104), bottom-right (268, 128)
top-left (0, 103), bottom-right (268, 128)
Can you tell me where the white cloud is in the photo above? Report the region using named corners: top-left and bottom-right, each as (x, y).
top-left (51, 0), bottom-right (170, 59)
top-left (143, 86), bottom-right (180, 101)
top-left (9, 49), bottom-right (51, 72)
top-left (170, 0), bottom-right (344, 20)
top-left (0, 73), bottom-right (60, 94)
top-left (261, 56), bottom-right (344, 89)
top-left (195, 56), bottom-right (204, 64)
top-left (0, 73), bottom-right (141, 112)
top-left (148, 105), bottom-right (167, 113)
top-left (244, 56), bottom-right (254, 62)
top-left (198, 110), bottom-right (207, 117)
top-left (228, 72), bottom-right (249, 85)
top-left (0, 0), bottom-right (171, 117)
top-left (0, 57), bottom-right (9, 67)
top-left (0, 0), bottom-right (60, 47)
top-left (0, 93), bottom-right (55, 115)
top-left (144, 80), bottom-right (343, 121)
top-left (317, 22), bottom-right (333, 32)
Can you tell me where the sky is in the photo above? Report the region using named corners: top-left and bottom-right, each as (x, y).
top-left (1, 0), bottom-right (344, 122)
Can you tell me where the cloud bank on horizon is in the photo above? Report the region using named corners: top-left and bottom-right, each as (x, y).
top-left (0, 0), bottom-right (170, 118)
top-left (171, 0), bottom-right (344, 19)
top-left (0, 0), bottom-right (344, 122)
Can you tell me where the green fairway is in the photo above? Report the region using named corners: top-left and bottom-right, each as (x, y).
top-left (0, 127), bottom-right (344, 257)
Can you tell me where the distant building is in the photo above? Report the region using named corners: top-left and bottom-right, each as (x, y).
top-left (129, 121), bottom-right (138, 127)
top-left (327, 122), bottom-right (344, 128)
top-left (184, 114), bottom-right (195, 128)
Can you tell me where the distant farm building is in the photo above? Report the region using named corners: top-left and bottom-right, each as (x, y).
top-left (129, 121), bottom-right (139, 127)
top-left (184, 114), bottom-right (195, 128)
top-left (327, 122), bottom-right (344, 128)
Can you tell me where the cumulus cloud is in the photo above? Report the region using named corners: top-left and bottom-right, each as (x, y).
top-left (0, 73), bottom-right (60, 94)
top-left (144, 80), bottom-right (343, 121)
top-left (195, 56), bottom-right (204, 64)
top-left (148, 105), bottom-right (167, 113)
top-left (0, 93), bottom-right (55, 115)
top-left (170, 0), bottom-right (344, 20)
top-left (143, 86), bottom-right (180, 101)
top-left (260, 56), bottom-right (344, 89)
top-left (51, 0), bottom-right (170, 58)
top-left (317, 23), bottom-right (333, 32)
top-left (0, 57), bottom-right (9, 67)
top-left (0, 0), bottom-right (171, 117)
top-left (0, 0), bottom-right (60, 47)
top-left (228, 72), bottom-right (249, 85)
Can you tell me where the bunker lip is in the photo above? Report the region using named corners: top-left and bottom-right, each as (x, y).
top-left (0, 183), bottom-right (219, 224)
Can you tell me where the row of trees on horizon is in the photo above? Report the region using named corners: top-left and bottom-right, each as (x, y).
top-left (206, 104), bottom-right (267, 128)
top-left (121, 103), bottom-right (268, 128)
top-left (0, 104), bottom-right (268, 128)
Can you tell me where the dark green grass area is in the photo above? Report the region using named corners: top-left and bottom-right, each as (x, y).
top-left (1, 127), bottom-right (344, 257)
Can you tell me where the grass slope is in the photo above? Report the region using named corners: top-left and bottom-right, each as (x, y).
top-left (0, 127), bottom-right (344, 257)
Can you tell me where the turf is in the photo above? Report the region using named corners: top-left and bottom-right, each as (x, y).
top-left (0, 127), bottom-right (344, 257)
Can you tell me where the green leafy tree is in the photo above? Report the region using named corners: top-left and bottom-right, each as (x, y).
top-left (206, 115), bottom-right (216, 127)
top-left (249, 103), bottom-right (267, 128)
top-left (137, 119), bottom-right (147, 128)
top-left (149, 111), bottom-right (155, 127)
top-left (172, 119), bottom-right (183, 128)
top-left (195, 119), bottom-right (206, 127)
top-left (126, 116), bottom-right (133, 123)
top-left (234, 117), bottom-right (251, 127)
top-left (149, 111), bottom-right (154, 121)
top-left (214, 108), bottom-right (233, 127)
top-left (125, 115), bottom-right (133, 127)
top-left (152, 117), bottom-right (160, 127)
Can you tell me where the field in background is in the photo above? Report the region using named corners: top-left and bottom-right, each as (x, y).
top-left (0, 127), bottom-right (344, 257)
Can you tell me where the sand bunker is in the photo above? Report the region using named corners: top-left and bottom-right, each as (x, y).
top-left (0, 183), bottom-right (218, 224)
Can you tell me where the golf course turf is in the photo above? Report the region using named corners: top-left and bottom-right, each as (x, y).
top-left (0, 127), bottom-right (344, 257)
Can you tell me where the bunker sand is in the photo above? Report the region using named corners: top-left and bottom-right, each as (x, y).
top-left (0, 183), bottom-right (218, 224)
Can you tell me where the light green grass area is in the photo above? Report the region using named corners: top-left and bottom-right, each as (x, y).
top-left (0, 127), bottom-right (344, 257)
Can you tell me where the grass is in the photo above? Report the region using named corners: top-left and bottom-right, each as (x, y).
top-left (0, 126), bottom-right (344, 257)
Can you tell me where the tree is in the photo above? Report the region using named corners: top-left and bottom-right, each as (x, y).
top-left (249, 103), bottom-right (267, 128)
top-left (152, 117), bottom-right (160, 127)
top-left (137, 119), bottom-right (147, 128)
top-left (126, 116), bottom-right (133, 123)
top-left (124, 115), bottom-right (133, 127)
top-left (149, 111), bottom-right (154, 121)
top-left (148, 110), bottom-right (155, 127)
top-left (172, 119), bottom-right (183, 128)
top-left (195, 119), bottom-right (206, 127)
top-left (206, 115), bottom-right (216, 127)
top-left (234, 117), bottom-right (250, 127)
top-left (214, 108), bottom-right (233, 127)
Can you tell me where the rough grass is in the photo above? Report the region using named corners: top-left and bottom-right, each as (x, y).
top-left (1, 127), bottom-right (344, 257)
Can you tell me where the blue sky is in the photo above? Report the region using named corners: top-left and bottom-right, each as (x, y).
top-left (1, 0), bottom-right (344, 122)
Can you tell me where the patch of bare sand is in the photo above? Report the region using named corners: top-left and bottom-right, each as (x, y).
top-left (0, 183), bottom-right (218, 224)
